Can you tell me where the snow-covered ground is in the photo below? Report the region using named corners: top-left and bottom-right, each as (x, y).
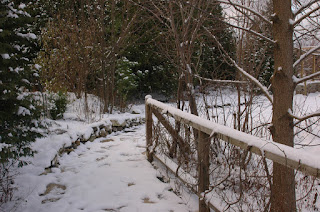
top-left (11, 125), bottom-right (196, 212)
top-left (3, 96), bottom-right (198, 212)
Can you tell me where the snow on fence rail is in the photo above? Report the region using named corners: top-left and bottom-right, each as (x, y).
top-left (145, 95), bottom-right (320, 212)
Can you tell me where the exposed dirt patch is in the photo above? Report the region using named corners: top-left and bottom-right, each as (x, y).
top-left (142, 197), bottom-right (156, 204)
top-left (127, 182), bottom-right (135, 187)
top-left (40, 183), bottom-right (66, 196)
top-left (103, 205), bottom-right (127, 211)
top-left (41, 198), bottom-right (61, 204)
top-left (100, 139), bottom-right (114, 143)
top-left (96, 156), bottom-right (106, 161)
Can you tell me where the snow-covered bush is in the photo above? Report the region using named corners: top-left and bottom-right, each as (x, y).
top-left (116, 57), bottom-right (139, 103)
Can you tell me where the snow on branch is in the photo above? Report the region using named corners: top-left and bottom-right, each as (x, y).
top-left (292, 5), bottom-right (320, 27)
top-left (195, 74), bottom-right (248, 84)
top-left (293, 44), bottom-right (320, 69)
top-left (203, 27), bottom-right (273, 103)
top-left (217, 0), bottom-right (272, 25)
top-left (293, 0), bottom-right (319, 17)
top-left (224, 22), bottom-right (276, 44)
top-left (293, 71), bottom-right (320, 85)
top-left (288, 109), bottom-right (320, 126)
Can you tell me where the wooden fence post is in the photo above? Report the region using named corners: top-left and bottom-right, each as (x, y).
top-left (145, 95), bottom-right (153, 162)
top-left (198, 131), bottom-right (210, 212)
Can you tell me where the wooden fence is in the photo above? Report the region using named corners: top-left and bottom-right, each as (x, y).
top-left (145, 95), bottom-right (320, 212)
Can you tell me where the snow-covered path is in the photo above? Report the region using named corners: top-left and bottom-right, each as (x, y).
top-left (18, 125), bottom-right (194, 212)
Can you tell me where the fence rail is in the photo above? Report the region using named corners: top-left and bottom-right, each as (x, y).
top-left (145, 95), bottom-right (320, 212)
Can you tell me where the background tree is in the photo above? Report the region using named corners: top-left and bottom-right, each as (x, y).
top-left (142, 0), bottom-right (236, 115)
top-left (37, 0), bottom-right (163, 113)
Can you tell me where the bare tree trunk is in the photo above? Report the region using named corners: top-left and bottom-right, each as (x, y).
top-left (101, 59), bottom-right (109, 113)
top-left (270, 0), bottom-right (296, 211)
top-left (110, 0), bottom-right (116, 113)
top-left (99, 0), bottom-right (109, 113)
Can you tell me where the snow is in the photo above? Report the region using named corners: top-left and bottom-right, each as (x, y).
top-left (0, 143), bottom-right (10, 151)
top-left (18, 3), bottom-right (26, 9)
top-left (1, 53), bottom-right (10, 59)
top-left (8, 124), bottom-right (196, 212)
top-left (289, 19), bottom-right (295, 25)
top-left (2, 97), bottom-right (197, 211)
top-left (17, 106), bottom-right (31, 116)
top-left (16, 32), bottom-right (37, 40)
top-left (7, 10), bottom-right (19, 18)
top-left (34, 64), bottom-right (41, 70)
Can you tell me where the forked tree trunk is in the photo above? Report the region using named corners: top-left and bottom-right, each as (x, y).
top-left (270, 0), bottom-right (296, 211)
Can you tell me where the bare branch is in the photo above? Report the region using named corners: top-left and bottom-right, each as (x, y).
top-left (293, 0), bottom-right (319, 17)
top-left (293, 44), bottom-right (320, 69)
top-left (204, 27), bottom-right (273, 103)
top-left (293, 26), bottom-right (320, 43)
top-left (293, 5), bottom-right (320, 27)
top-left (217, 0), bottom-right (272, 25)
top-left (224, 21), bottom-right (276, 44)
top-left (294, 71), bottom-right (320, 85)
top-left (289, 109), bottom-right (320, 126)
top-left (128, 0), bottom-right (171, 29)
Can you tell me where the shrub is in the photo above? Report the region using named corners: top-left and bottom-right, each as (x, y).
top-left (49, 91), bottom-right (68, 120)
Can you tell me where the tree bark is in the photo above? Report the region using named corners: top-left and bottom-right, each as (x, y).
top-left (270, 0), bottom-right (296, 211)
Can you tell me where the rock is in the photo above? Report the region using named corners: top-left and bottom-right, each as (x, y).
top-left (65, 148), bottom-right (73, 154)
top-left (130, 108), bottom-right (142, 114)
top-left (51, 155), bottom-right (59, 167)
top-left (75, 140), bottom-right (81, 146)
top-left (104, 125), bottom-right (112, 133)
top-left (99, 129), bottom-right (107, 137)
top-left (92, 126), bottom-right (98, 133)
top-left (89, 135), bottom-right (96, 142)
top-left (40, 168), bottom-right (52, 176)
top-left (110, 119), bottom-right (126, 127)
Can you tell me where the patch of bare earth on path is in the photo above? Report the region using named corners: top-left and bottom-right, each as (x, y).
top-left (40, 183), bottom-right (66, 204)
